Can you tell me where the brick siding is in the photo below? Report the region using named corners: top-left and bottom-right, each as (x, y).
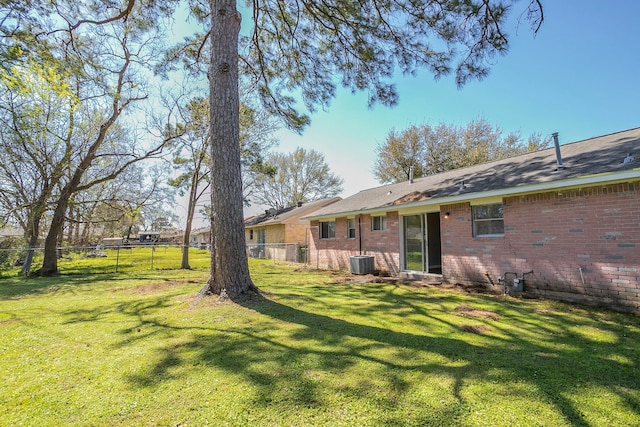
top-left (442, 182), bottom-right (640, 313)
top-left (310, 213), bottom-right (401, 274)
top-left (311, 181), bottom-right (640, 313)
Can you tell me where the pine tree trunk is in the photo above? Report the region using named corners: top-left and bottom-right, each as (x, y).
top-left (202, 0), bottom-right (257, 299)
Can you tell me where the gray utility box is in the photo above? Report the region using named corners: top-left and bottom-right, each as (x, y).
top-left (512, 277), bottom-right (523, 292)
top-left (350, 255), bottom-right (375, 275)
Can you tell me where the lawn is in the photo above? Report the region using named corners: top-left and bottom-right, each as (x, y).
top-left (1, 253), bottom-right (639, 426)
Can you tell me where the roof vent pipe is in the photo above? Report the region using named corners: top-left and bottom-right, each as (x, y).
top-left (409, 165), bottom-right (414, 184)
top-left (552, 132), bottom-right (564, 171)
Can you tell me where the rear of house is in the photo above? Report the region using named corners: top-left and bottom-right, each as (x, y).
top-left (304, 129), bottom-right (640, 313)
top-left (244, 197), bottom-right (341, 262)
top-left (190, 227), bottom-right (211, 249)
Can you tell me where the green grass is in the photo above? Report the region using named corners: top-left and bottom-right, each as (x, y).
top-left (1, 253), bottom-right (639, 426)
top-left (0, 246), bottom-right (212, 277)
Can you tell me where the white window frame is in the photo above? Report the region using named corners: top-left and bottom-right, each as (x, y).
top-left (372, 215), bottom-right (386, 231)
top-left (347, 218), bottom-right (356, 239)
top-left (472, 204), bottom-right (504, 237)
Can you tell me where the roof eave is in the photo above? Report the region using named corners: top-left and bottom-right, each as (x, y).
top-left (304, 168), bottom-right (640, 220)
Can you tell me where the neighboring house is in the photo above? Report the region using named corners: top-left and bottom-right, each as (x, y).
top-left (138, 231), bottom-right (161, 244)
top-left (0, 227), bottom-right (22, 242)
top-left (190, 226), bottom-right (211, 249)
top-left (245, 197), bottom-right (342, 262)
top-left (102, 237), bottom-right (124, 247)
top-left (304, 128), bottom-right (640, 313)
top-left (159, 229), bottom-right (183, 245)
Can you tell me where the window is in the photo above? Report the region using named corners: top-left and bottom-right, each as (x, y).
top-left (347, 218), bottom-right (356, 239)
top-left (472, 204), bottom-right (504, 237)
top-left (320, 221), bottom-right (335, 239)
top-left (249, 230), bottom-right (254, 240)
top-left (372, 215), bottom-right (386, 231)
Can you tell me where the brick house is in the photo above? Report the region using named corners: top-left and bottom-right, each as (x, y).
top-left (244, 197), bottom-right (341, 262)
top-left (304, 128), bottom-right (640, 313)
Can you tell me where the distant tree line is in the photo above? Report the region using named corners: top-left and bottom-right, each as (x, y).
top-left (374, 118), bottom-right (550, 184)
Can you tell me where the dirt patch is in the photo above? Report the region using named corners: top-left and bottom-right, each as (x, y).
top-left (133, 279), bottom-right (199, 294)
top-left (454, 304), bottom-right (500, 320)
top-left (460, 324), bottom-right (490, 334)
top-left (332, 274), bottom-right (390, 284)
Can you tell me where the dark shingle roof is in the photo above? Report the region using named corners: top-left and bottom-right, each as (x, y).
top-left (306, 127), bottom-right (640, 219)
top-left (245, 197), bottom-right (342, 227)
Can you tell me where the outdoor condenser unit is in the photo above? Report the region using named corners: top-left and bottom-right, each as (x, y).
top-left (350, 255), bottom-right (375, 275)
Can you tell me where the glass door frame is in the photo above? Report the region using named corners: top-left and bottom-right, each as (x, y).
top-left (402, 212), bottom-right (442, 273)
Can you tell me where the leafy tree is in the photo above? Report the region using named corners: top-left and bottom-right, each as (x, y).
top-left (169, 95), bottom-right (277, 269)
top-left (200, 0), bottom-right (544, 298)
top-left (374, 118), bottom-right (551, 183)
top-left (64, 163), bottom-right (173, 246)
top-left (0, 59), bottom-right (79, 274)
top-left (252, 147), bottom-right (343, 210)
top-left (372, 127), bottom-right (427, 184)
top-left (0, 1), bottom-right (184, 275)
top-left (169, 96), bottom-right (211, 269)
top-left (238, 101), bottom-right (280, 205)
top-left (0, 236), bottom-right (20, 272)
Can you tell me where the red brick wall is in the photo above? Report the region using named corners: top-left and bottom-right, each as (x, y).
top-left (442, 182), bottom-right (640, 312)
top-left (309, 213), bottom-right (401, 274)
top-left (310, 181), bottom-right (639, 312)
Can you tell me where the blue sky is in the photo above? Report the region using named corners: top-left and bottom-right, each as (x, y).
top-left (172, 1), bottom-right (640, 222)
top-left (258, 1), bottom-right (640, 213)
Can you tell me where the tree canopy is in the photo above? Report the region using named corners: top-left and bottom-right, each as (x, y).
top-left (2, 0), bottom-right (545, 291)
top-left (0, 0), bottom-right (183, 275)
top-left (243, 0), bottom-right (544, 130)
top-left (252, 147), bottom-right (343, 209)
top-left (202, 0), bottom-right (544, 298)
top-left (374, 118), bottom-right (550, 184)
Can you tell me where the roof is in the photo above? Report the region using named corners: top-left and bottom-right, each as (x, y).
top-left (306, 127), bottom-right (640, 220)
top-left (191, 226), bottom-right (210, 235)
top-left (244, 197), bottom-right (342, 227)
top-left (0, 227), bottom-right (22, 238)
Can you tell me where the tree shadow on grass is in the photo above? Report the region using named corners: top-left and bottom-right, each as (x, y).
top-left (0, 273), bottom-right (137, 300)
top-left (243, 293), bottom-right (640, 425)
top-left (116, 285), bottom-right (640, 426)
top-left (0, 271), bottom-right (199, 300)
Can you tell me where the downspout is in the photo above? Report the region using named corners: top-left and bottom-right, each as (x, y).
top-left (306, 225), bottom-right (319, 267)
top-left (358, 215), bottom-right (363, 255)
top-left (304, 226), bottom-right (309, 265)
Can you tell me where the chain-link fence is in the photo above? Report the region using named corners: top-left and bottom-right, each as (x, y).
top-left (0, 243), bottom-right (308, 276)
top-left (0, 245), bottom-right (213, 276)
top-left (246, 243), bottom-right (306, 263)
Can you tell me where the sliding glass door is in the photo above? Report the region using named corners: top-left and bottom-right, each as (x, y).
top-left (404, 215), bottom-right (424, 271)
top-left (403, 213), bottom-right (442, 273)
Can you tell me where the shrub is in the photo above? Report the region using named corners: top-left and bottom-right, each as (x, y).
top-left (0, 237), bottom-right (20, 270)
